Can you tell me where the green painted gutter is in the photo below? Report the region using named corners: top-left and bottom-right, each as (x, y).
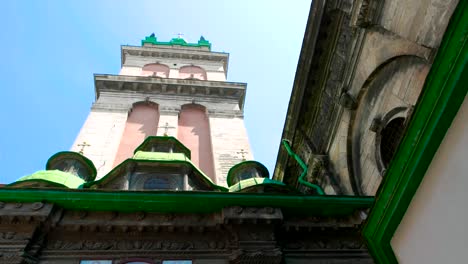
top-left (0, 188), bottom-right (373, 216)
top-left (282, 139), bottom-right (325, 195)
top-left (362, 1), bottom-right (468, 263)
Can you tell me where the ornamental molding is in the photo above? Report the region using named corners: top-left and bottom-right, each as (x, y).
top-left (350, 0), bottom-right (384, 28)
top-left (94, 74), bottom-right (246, 110)
top-left (0, 202), bottom-right (54, 224)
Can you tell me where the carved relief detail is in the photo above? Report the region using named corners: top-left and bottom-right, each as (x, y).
top-left (46, 238), bottom-right (229, 251)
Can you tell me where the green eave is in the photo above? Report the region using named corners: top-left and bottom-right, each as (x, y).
top-left (7, 170), bottom-right (85, 189)
top-left (363, 1), bottom-right (468, 263)
top-left (83, 151), bottom-right (227, 192)
top-left (0, 188), bottom-right (373, 216)
top-left (141, 35), bottom-right (211, 50)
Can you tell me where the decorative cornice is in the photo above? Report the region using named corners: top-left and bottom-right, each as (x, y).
top-left (0, 202), bottom-right (54, 224)
top-left (94, 74), bottom-right (247, 111)
top-left (273, 0), bottom-right (326, 182)
top-left (121, 45), bottom-right (229, 75)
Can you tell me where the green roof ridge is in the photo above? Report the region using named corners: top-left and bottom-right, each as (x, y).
top-left (141, 34), bottom-right (211, 50)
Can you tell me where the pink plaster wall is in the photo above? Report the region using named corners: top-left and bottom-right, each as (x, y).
top-left (177, 104), bottom-right (216, 182)
top-left (179, 66), bottom-right (207, 80)
top-left (141, 63), bottom-right (170, 77)
top-left (113, 103), bottom-right (159, 166)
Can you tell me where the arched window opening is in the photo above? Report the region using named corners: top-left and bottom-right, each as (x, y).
top-left (177, 104), bottom-right (216, 182)
top-left (113, 102), bottom-right (159, 167)
top-left (179, 65), bottom-right (207, 80)
top-left (141, 63), bottom-right (170, 78)
top-left (380, 117), bottom-right (406, 168)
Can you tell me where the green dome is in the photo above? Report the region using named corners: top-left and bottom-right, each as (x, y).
top-left (8, 170), bottom-right (85, 189)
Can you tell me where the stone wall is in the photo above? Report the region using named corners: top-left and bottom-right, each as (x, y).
top-left (274, 0), bottom-right (460, 196)
top-left (0, 202), bottom-right (371, 264)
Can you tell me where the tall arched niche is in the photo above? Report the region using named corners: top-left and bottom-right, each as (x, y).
top-left (179, 65), bottom-right (207, 80)
top-left (113, 101), bottom-right (160, 166)
top-left (177, 104), bottom-right (216, 182)
top-left (141, 63), bottom-right (170, 78)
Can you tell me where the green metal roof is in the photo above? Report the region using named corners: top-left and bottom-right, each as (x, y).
top-left (83, 151), bottom-right (228, 192)
top-left (133, 136), bottom-right (191, 158)
top-left (141, 34), bottom-right (211, 50)
top-left (7, 170), bottom-right (85, 189)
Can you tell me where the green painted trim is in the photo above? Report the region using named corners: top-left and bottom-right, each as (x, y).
top-left (0, 188), bottom-right (373, 215)
top-left (226, 160), bottom-right (270, 187)
top-left (281, 139), bottom-right (325, 195)
top-left (7, 170), bottom-right (85, 189)
top-left (46, 151), bottom-right (97, 181)
top-left (133, 136), bottom-right (191, 158)
top-left (83, 152), bottom-right (228, 192)
top-left (228, 177), bottom-right (285, 192)
top-left (141, 34), bottom-right (211, 50)
top-left (363, 2), bottom-right (468, 263)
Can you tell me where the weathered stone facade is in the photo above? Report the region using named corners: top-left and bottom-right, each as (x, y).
top-left (0, 202), bottom-right (371, 264)
top-left (274, 0), bottom-right (459, 196)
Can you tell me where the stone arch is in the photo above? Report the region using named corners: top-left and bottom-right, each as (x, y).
top-left (177, 103), bottom-right (216, 182)
top-left (113, 101), bottom-right (160, 167)
top-left (141, 63), bottom-right (170, 77)
top-left (346, 55), bottom-right (430, 195)
top-left (179, 65), bottom-right (207, 80)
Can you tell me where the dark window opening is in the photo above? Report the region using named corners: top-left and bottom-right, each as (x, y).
top-left (380, 117), bottom-right (405, 167)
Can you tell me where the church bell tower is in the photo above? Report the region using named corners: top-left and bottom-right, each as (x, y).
top-left (71, 34), bottom-right (252, 186)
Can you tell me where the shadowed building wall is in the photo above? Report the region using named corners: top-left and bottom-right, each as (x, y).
top-left (113, 102), bottom-right (159, 166)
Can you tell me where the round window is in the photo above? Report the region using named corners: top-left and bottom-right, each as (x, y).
top-left (380, 117), bottom-right (405, 167)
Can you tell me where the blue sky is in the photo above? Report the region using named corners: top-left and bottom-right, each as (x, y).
top-left (0, 0), bottom-right (311, 183)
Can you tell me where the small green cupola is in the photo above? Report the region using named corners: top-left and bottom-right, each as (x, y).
top-left (134, 136), bottom-right (191, 158)
top-left (46, 151), bottom-right (97, 182)
top-left (226, 161), bottom-right (269, 187)
top-left (7, 151), bottom-right (94, 189)
top-left (226, 161), bottom-right (294, 193)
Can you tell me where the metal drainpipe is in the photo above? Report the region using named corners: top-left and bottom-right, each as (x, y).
top-left (282, 139), bottom-right (325, 195)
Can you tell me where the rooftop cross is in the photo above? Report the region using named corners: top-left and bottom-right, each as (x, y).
top-left (237, 149), bottom-right (248, 161)
top-left (77, 141), bottom-right (91, 155)
top-left (158, 122), bottom-right (176, 136)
